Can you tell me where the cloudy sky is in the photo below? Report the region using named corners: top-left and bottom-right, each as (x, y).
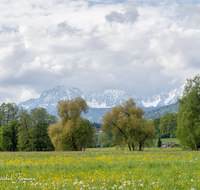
top-left (0, 0), bottom-right (200, 104)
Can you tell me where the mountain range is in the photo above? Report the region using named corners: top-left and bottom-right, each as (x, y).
top-left (18, 85), bottom-right (184, 122)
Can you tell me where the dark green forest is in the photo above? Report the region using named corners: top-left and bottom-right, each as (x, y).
top-left (0, 103), bottom-right (57, 151)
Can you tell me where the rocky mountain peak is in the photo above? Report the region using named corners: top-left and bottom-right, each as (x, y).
top-left (18, 85), bottom-right (184, 116)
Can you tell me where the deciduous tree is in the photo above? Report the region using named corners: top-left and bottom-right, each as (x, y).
top-left (159, 113), bottom-right (177, 138)
top-left (18, 108), bottom-right (56, 151)
top-left (0, 103), bottom-right (19, 127)
top-left (101, 98), bottom-right (156, 151)
top-left (48, 97), bottom-right (94, 151)
top-left (1, 121), bottom-right (19, 151)
top-left (177, 75), bottom-right (200, 150)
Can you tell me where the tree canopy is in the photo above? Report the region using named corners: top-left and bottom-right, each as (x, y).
top-left (159, 113), bottom-right (177, 138)
top-left (48, 97), bottom-right (95, 151)
top-left (101, 98), bottom-right (156, 151)
top-left (17, 107), bottom-right (57, 151)
top-left (0, 102), bottom-right (56, 151)
top-left (177, 75), bottom-right (200, 150)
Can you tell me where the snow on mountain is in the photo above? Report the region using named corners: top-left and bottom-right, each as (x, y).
top-left (141, 96), bottom-right (161, 107)
top-left (138, 85), bottom-right (184, 108)
top-left (18, 85), bottom-right (184, 113)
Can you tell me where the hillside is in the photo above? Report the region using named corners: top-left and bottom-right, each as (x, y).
top-left (144, 102), bottom-right (179, 119)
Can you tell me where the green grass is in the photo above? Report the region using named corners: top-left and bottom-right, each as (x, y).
top-left (160, 138), bottom-right (179, 144)
top-left (0, 148), bottom-right (200, 189)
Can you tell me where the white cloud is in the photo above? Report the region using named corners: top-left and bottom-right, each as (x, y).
top-left (105, 2), bottom-right (138, 24)
top-left (0, 0), bottom-right (199, 104)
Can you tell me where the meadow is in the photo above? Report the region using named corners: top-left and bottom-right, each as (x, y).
top-left (0, 147), bottom-right (199, 190)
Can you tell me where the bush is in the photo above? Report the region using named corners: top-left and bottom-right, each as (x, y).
top-left (171, 144), bottom-right (181, 148)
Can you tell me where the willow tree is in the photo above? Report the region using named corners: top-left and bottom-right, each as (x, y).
top-left (177, 75), bottom-right (200, 150)
top-left (48, 97), bottom-right (94, 151)
top-left (101, 98), bottom-right (156, 151)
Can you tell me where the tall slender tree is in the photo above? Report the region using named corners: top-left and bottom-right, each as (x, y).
top-left (177, 75), bottom-right (200, 150)
top-left (1, 121), bottom-right (19, 151)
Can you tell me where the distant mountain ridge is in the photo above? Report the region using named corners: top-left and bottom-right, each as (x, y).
top-left (18, 85), bottom-right (184, 122)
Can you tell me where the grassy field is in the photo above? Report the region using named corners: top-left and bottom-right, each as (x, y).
top-left (0, 148), bottom-right (200, 190)
top-left (160, 138), bottom-right (179, 144)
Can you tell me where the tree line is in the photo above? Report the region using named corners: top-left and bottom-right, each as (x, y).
top-left (152, 112), bottom-right (178, 138)
top-left (0, 97), bottom-right (156, 151)
top-left (0, 103), bottom-right (57, 151)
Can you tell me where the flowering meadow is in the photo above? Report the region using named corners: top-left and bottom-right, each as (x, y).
top-left (0, 148), bottom-right (200, 190)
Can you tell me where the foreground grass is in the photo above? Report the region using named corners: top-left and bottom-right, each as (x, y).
top-left (0, 148), bottom-right (199, 190)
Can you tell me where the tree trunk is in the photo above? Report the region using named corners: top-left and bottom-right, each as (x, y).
top-left (128, 143), bottom-right (131, 151)
top-left (139, 143), bottom-right (143, 151)
top-left (72, 141), bottom-right (78, 151)
top-left (194, 142), bottom-right (197, 151)
top-left (73, 146), bottom-right (78, 151)
top-left (131, 143), bottom-right (135, 151)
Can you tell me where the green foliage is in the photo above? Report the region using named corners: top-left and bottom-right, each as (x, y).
top-left (0, 102), bottom-right (57, 151)
top-left (1, 125), bottom-right (12, 150)
top-left (17, 109), bottom-right (32, 151)
top-left (152, 117), bottom-right (160, 134)
top-left (48, 97), bottom-right (95, 151)
top-left (177, 75), bottom-right (200, 150)
top-left (30, 108), bottom-right (55, 151)
top-left (159, 113), bottom-right (178, 138)
top-left (0, 103), bottom-right (19, 127)
top-left (74, 119), bottom-right (95, 150)
top-left (171, 144), bottom-right (181, 148)
top-left (99, 132), bottom-right (114, 147)
top-left (102, 98), bottom-right (156, 151)
top-left (17, 107), bottom-right (56, 151)
top-left (0, 103), bottom-right (20, 151)
top-left (0, 121), bottom-right (19, 151)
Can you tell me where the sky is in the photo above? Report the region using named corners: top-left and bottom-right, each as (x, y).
top-left (0, 0), bottom-right (200, 104)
